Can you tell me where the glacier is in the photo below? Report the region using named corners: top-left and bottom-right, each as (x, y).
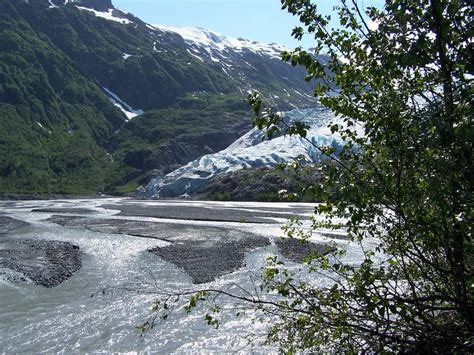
top-left (143, 108), bottom-right (344, 198)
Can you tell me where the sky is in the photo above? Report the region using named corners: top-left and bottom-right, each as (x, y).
top-left (113, 0), bottom-right (384, 49)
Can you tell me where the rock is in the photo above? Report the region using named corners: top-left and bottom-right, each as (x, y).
top-left (0, 216), bottom-right (30, 234)
top-left (275, 238), bottom-right (336, 263)
top-left (194, 168), bottom-right (305, 201)
top-left (0, 238), bottom-right (82, 288)
top-left (134, 186), bottom-right (147, 199)
top-left (149, 236), bottom-right (270, 284)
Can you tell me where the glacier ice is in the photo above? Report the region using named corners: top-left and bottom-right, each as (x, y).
top-left (144, 108), bottom-right (344, 198)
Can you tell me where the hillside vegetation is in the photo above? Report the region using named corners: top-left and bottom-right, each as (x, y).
top-left (0, 0), bottom-right (313, 195)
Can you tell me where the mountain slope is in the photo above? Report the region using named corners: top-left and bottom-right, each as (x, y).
top-left (25, 2), bottom-right (234, 110)
top-left (0, 0), bottom-right (125, 194)
top-left (153, 24), bottom-right (317, 109)
top-left (0, 0), bottom-right (318, 195)
top-left (106, 94), bottom-right (252, 193)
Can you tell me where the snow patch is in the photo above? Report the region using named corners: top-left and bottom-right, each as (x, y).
top-left (186, 49), bottom-right (204, 62)
top-left (75, 6), bottom-right (132, 24)
top-left (210, 54), bottom-right (220, 63)
top-left (154, 24), bottom-right (287, 60)
top-left (102, 87), bottom-right (144, 120)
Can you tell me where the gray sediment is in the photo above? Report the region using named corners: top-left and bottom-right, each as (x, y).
top-left (0, 238), bottom-right (81, 287)
top-left (0, 216), bottom-right (30, 234)
top-left (101, 203), bottom-right (311, 224)
top-left (48, 215), bottom-right (272, 283)
top-left (149, 236), bottom-right (270, 284)
top-left (32, 208), bottom-right (97, 215)
top-left (275, 238), bottom-right (336, 263)
top-left (46, 210), bottom-right (336, 284)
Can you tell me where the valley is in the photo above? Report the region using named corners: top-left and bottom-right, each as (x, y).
top-left (0, 0), bottom-right (320, 197)
top-left (1, 0), bottom-right (470, 352)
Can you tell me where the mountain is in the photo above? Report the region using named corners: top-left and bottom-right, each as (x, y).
top-left (0, 0), bottom-right (318, 195)
top-left (141, 108), bottom-right (344, 199)
top-left (153, 24), bottom-right (316, 109)
top-left (0, 0), bottom-right (125, 194)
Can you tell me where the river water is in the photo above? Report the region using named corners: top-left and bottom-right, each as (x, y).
top-left (0, 198), bottom-right (360, 353)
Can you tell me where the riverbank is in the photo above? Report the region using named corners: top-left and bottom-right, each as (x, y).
top-left (0, 193), bottom-right (113, 201)
top-left (0, 198), bottom-right (353, 353)
top-left (1, 199), bottom-right (335, 287)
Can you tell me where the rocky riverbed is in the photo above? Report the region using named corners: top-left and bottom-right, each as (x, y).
top-left (0, 215), bottom-right (82, 287)
top-left (100, 201), bottom-right (312, 224)
top-left (149, 236), bottom-right (270, 284)
top-left (1, 200), bottom-right (336, 287)
top-left (46, 211), bottom-right (330, 284)
top-left (0, 216), bottom-right (30, 234)
top-left (0, 198), bottom-right (353, 353)
top-left (0, 238), bottom-right (81, 287)
top-left (275, 238), bottom-right (336, 262)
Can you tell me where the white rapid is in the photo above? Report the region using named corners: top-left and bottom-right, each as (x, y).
top-left (0, 198), bottom-right (363, 352)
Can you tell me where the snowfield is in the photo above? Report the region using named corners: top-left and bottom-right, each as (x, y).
top-left (75, 6), bottom-right (132, 24)
top-left (153, 24), bottom-right (287, 60)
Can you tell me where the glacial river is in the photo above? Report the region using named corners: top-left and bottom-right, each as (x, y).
top-left (0, 198), bottom-right (360, 353)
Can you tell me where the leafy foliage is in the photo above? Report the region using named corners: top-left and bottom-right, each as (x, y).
top-left (144, 0), bottom-right (473, 352)
top-left (245, 0), bottom-right (473, 352)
